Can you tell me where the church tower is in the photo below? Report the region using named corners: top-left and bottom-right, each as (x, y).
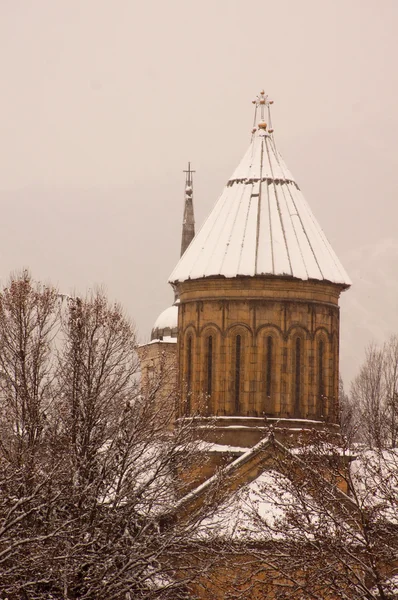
top-left (169, 92), bottom-right (351, 446)
top-left (138, 163), bottom-right (196, 424)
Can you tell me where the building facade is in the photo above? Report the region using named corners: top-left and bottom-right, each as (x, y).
top-left (141, 93), bottom-right (354, 598)
top-left (169, 92), bottom-right (350, 443)
top-left (143, 92), bottom-right (350, 448)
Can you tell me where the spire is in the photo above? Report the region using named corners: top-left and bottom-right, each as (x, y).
top-left (169, 93), bottom-right (351, 288)
top-left (180, 162), bottom-right (196, 257)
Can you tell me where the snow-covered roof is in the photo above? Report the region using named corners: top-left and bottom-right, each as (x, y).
top-left (151, 305), bottom-right (178, 340)
top-left (350, 449), bottom-right (398, 523)
top-left (153, 305), bottom-right (178, 331)
top-left (169, 112), bottom-right (351, 287)
top-left (196, 447), bottom-right (398, 542)
top-left (197, 469), bottom-right (296, 541)
top-left (145, 336), bottom-right (177, 345)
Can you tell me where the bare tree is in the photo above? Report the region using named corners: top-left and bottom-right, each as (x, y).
top-left (383, 336), bottom-right (398, 448)
top-left (349, 336), bottom-right (398, 449)
top-left (0, 272), bottom-right (216, 599)
top-left (351, 343), bottom-right (387, 449)
top-left (0, 271), bottom-right (60, 494)
top-left (339, 375), bottom-right (360, 447)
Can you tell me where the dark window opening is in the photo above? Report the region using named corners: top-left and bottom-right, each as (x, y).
top-left (186, 336), bottom-right (192, 414)
top-left (318, 340), bottom-right (325, 416)
top-left (295, 337), bottom-right (301, 415)
top-left (207, 335), bottom-right (213, 397)
top-left (235, 335), bottom-right (241, 413)
top-left (266, 336), bottom-right (273, 398)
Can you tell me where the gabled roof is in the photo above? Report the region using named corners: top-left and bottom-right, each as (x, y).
top-left (169, 96), bottom-right (351, 288)
top-left (166, 433), bottom-right (357, 528)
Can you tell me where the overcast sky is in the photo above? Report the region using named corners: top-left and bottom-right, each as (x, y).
top-left (1, 0), bottom-right (397, 385)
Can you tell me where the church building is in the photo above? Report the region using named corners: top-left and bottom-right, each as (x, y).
top-left (142, 91), bottom-right (351, 451)
top-left (140, 95), bottom-right (398, 599)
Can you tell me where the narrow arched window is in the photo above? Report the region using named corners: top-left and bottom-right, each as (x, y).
top-left (318, 340), bottom-right (325, 399)
top-left (318, 340), bottom-right (325, 418)
top-left (235, 335), bottom-right (241, 413)
top-left (266, 336), bottom-right (273, 398)
top-left (186, 336), bottom-right (192, 414)
top-left (207, 335), bottom-right (213, 397)
top-left (294, 337), bottom-right (301, 415)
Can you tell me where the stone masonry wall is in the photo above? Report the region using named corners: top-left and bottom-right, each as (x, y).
top-left (175, 277), bottom-right (344, 424)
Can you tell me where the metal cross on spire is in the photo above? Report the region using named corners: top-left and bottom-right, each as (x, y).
top-left (251, 90), bottom-right (274, 136)
top-left (180, 162), bottom-right (196, 258)
top-left (183, 162), bottom-right (195, 188)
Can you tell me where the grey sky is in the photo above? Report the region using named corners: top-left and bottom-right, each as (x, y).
top-left (0, 0), bottom-right (397, 385)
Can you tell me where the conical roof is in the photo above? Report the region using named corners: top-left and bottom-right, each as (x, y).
top-left (169, 96), bottom-right (351, 288)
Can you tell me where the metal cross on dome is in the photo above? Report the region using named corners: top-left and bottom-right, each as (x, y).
top-left (251, 90), bottom-right (274, 135)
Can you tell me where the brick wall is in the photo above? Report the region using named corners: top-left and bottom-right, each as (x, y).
top-left (175, 277), bottom-right (344, 425)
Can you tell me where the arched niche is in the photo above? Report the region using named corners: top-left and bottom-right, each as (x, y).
top-left (181, 326), bottom-right (197, 416)
top-left (288, 326), bottom-right (309, 419)
top-left (314, 330), bottom-right (330, 420)
top-left (256, 326), bottom-right (283, 417)
top-left (331, 330), bottom-right (340, 423)
top-left (225, 324), bottom-right (253, 416)
top-left (199, 325), bottom-right (221, 415)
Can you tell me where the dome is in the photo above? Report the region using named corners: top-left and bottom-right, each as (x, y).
top-left (151, 304), bottom-right (178, 341)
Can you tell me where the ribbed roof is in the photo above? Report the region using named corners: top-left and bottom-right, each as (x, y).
top-left (169, 108), bottom-right (351, 288)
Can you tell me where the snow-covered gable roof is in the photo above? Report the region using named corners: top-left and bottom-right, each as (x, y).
top-left (197, 469), bottom-right (301, 541)
top-left (169, 101), bottom-right (351, 287)
top-left (195, 447), bottom-right (398, 543)
top-left (169, 432), bottom-right (361, 532)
